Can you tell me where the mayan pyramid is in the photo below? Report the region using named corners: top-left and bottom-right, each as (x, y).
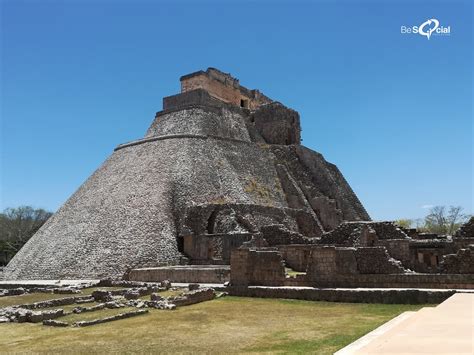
top-left (3, 68), bottom-right (370, 280)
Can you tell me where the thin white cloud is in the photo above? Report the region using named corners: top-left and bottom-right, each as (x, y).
top-left (421, 204), bottom-right (434, 209)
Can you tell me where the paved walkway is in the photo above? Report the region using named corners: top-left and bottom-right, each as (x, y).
top-left (336, 293), bottom-right (474, 354)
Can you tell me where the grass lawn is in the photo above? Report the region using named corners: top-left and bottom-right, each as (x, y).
top-left (0, 292), bottom-right (77, 308)
top-left (0, 296), bottom-right (426, 354)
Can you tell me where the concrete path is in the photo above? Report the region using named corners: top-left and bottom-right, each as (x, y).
top-left (336, 293), bottom-right (474, 354)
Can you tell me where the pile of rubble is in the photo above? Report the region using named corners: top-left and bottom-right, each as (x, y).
top-left (0, 280), bottom-right (222, 327)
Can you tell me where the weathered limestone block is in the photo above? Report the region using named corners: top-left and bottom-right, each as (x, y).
top-left (168, 288), bottom-right (215, 307)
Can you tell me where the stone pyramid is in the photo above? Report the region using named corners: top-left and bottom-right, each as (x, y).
top-left (3, 68), bottom-right (369, 280)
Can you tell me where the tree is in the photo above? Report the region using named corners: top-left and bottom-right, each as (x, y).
top-left (395, 219), bottom-right (413, 229)
top-left (0, 206), bottom-right (53, 265)
top-left (423, 205), bottom-right (469, 235)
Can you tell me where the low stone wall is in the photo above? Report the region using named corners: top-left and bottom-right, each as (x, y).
top-left (168, 288), bottom-right (215, 306)
top-left (73, 309), bottom-right (148, 327)
top-left (18, 296), bottom-right (94, 309)
top-left (128, 266), bottom-right (230, 283)
top-left (228, 286), bottom-right (457, 304)
top-left (310, 273), bottom-right (474, 289)
top-left (1, 307), bottom-right (64, 323)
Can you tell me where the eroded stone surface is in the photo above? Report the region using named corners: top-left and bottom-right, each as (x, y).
top-left (3, 69), bottom-right (369, 280)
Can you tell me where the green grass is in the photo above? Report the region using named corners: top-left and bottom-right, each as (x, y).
top-left (0, 295), bottom-right (428, 354)
top-left (0, 292), bottom-right (74, 308)
top-left (60, 306), bottom-right (138, 324)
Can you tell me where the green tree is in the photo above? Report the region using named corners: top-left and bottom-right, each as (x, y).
top-left (395, 219), bottom-right (413, 229)
top-left (423, 205), bottom-right (469, 235)
top-left (0, 206), bottom-right (52, 265)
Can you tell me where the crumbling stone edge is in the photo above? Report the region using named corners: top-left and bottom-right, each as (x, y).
top-left (228, 286), bottom-right (458, 304)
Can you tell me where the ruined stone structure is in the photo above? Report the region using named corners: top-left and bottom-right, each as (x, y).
top-left (230, 219), bottom-right (474, 289)
top-left (4, 68), bottom-right (471, 286)
top-left (3, 68), bottom-right (369, 280)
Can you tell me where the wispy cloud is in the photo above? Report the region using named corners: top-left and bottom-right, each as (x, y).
top-left (421, 204), bottom-right (434, 209)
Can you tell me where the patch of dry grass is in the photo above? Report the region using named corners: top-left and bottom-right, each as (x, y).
top-left (0, 296), bottom-right (425, 354)
top-left (60, 306), bottom-right (138, 324)
top-left (0, 293), bottom-right (73, 308)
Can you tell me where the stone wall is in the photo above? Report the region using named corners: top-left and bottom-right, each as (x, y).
top-left (127, 265), bottom-right (230, 283)
top-left (146, 106), bottom-right (252, 142)
top-left (260, 225), bottom-right (316, 246)
top-left (376, 239), bottom-right (411, 267)
top-left (306, 246), bottom-right (406, 278)
top-left (162, 89), bottom-right (227, 111)
top-left (309, 273), bottom-right (474, 289)
top-left (277, 245), bottom-right (313, 272)
top-left (319, 221), bottom-right (409, 246)
top-left (182, 233), bottom-right (252, 263)
top-left (440, 247), bottom-right (474, 274)
top-left (228, 286), bottom-right (457, 304)
top-left (230, 248), bottom-right (285, 286)
top-left (168, 288), bottom-right (215, 306)
top-left (306, 246), bottom-right (338, 276)
top-left (354, 247), bottom-right (406, 274)
top-left (179, 204), bottom-right (320, 243)
top-left (250, 103), bottom-right (301, 145)
top-left (180, 68), bottom-right (272, 110)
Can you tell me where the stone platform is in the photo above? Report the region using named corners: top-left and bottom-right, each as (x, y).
top-left (335, 292), bottom-right (474, 354)
top-left (128, 265), bottom-right (230, 284)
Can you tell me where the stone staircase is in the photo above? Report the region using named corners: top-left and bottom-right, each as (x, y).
top-left (335, 292), bottom-right (474, 354)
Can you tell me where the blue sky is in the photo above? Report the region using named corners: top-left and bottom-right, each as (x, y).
top-left (1, 0), bottom-right (472, 221)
